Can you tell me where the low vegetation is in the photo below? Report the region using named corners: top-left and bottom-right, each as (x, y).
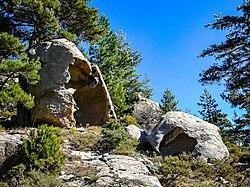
top-left (1, 164), bottom-right (62, 187)
top-left (152, 144), bottom-right (250, 187)
top-left (121, 115), bottom-right (141, 128)
top-left (23, 124), bottom-right (65, 174)
top-left (0, 124), bottom-right (65, 187)
top-left (0, 0), bottom-right (249, 186)
top-left (61, 126), bottom-right (101, 152)
top-left (0, 119), bottom-right (249, 187)
top-left (61, 119), bottom-right (139, 157)
top-left (98, 120), bottom-right (139, 156)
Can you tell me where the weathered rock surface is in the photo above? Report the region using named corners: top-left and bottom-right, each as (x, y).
top-left (61, 151), bottom-right (162, 187)
top-left (29, 39), bottom-right (116, 128)
top-left (125, 124), bottom-right (147, 144)
top-left (132, 94), bottom-right (163, 131)
top-left (0, 132), bottom-right (27, 175)
top-left (148, 111), bottom-right (229, 161)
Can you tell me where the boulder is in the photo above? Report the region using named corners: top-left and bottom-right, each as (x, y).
top-left (29, 39), bottom-right (116, 128)
top-left (125, 124), bottom-right (147, 144)
top-left (132, 94), bottom-right (163, 130)
top-left (0, 132), bottom-right (27, 175)
top-left (148, 111), bottom-right (229, 161)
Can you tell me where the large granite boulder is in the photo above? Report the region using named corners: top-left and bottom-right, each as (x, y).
top-left (29, 39), bottom-right (116, 128)
top-left (132, 94), bottom-right (163, 131)
top-left (148, 111), bottom-right (229, 161)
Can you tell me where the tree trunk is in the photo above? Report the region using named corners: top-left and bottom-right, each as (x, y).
top-left (17, 75), bottom-right (31, 127)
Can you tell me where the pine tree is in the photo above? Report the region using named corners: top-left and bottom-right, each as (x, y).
top-left (89, 30), bottom-right (152, 116)
top-left (230, 112), bottom-right (250, 145)
top-left (140, 75), bottom-right (153, 99)
top-left (160, 89), bottom-right (179, 113)
top-left (198, 89), bottom-right (220, 122)
top-left (0, 0), bottom-right (108, 46)
top-left (199, 0), bottom-right (249, 144)
top-left (0, 33), bottom-right (40, 120)
top-left (198, 89), bottom-right (232, 140)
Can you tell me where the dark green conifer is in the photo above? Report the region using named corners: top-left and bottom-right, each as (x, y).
top-left (23, 124), bottom-right (65, 173)
top-left (0, 0), bottom-right (108, 45)
top-left (198, 89), bottom-right (232, 141)
top-left (160, 88), bottom-right (179, 113)
top-left (89, 30), bottom-right (152, 116)
top-left (0, 33), bottom-right (40, 120)
top-left (199, 0), bottom-right (249, 145)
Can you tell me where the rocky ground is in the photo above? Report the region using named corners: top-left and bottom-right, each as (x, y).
top-left (0, 125), bottom-right (249, 187)
top-left (0, 127), bottom-right (162, 187)
top-left (60, 151), bottom-right (161, 187)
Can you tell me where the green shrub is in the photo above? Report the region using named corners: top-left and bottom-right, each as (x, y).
top-left (22, 170), bottom-right (62, 187)
top-left (114, 138), bottom-right (139, 156)
top-left (99, 120), bottom-right (139, 155)
top-left (0, 182), bottom-right (8, 187)
top-left (155, 154), bottom-right (216, 186)
top-left (100, 120), bottom-right (129, 151)
top-left (160, 155), bottom-right (191, 182)
top-left (62, 127), bottom-right (101, 151)
top-left (2, 164), bottom-right (26, 187)
top-left (152, 145), bottom-right (250, 187)
top-left (0, 124), bottom-right (5, 131)
top-left (121, 115), bottom-right (141, 128)
top-left (23, 124), bottom-right (65, 174)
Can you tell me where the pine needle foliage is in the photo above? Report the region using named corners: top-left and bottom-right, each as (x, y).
top-left (22, 124), bottom-right (65, 174)
top-left (199, 0), bottom-right (250, 145)
top-left (0, 32), bottom-right (40, 119)
top-left (154, 147), bottom-right (250, 187)
top-left (0, 0), bottom-right (108, 45)
top-left (99, 120), bottom-right (139, 156)
top-left (198, 89), bottom-right (232, 141)
top-left (160, 88), bottom-right (179, 113)
top-left (89, 30), bottom-right (153, 116)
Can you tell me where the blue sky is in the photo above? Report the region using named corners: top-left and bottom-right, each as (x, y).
top-left (90, 0), bottom-right (243, 118)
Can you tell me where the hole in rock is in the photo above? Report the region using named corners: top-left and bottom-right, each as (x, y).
top-left (73, 85), bottom-right (109, 125)
top-left (67, 64), bottom-right (110, 126)
top-left (159, 128), bottom-right (197, 156)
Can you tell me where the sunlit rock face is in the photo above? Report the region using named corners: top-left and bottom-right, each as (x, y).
top-left (148, 111), bottom-right (229, 161)
top-left (29, 39), bottom-right (116, 128)
top-left (132, 94), bottom-right (163, 131)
